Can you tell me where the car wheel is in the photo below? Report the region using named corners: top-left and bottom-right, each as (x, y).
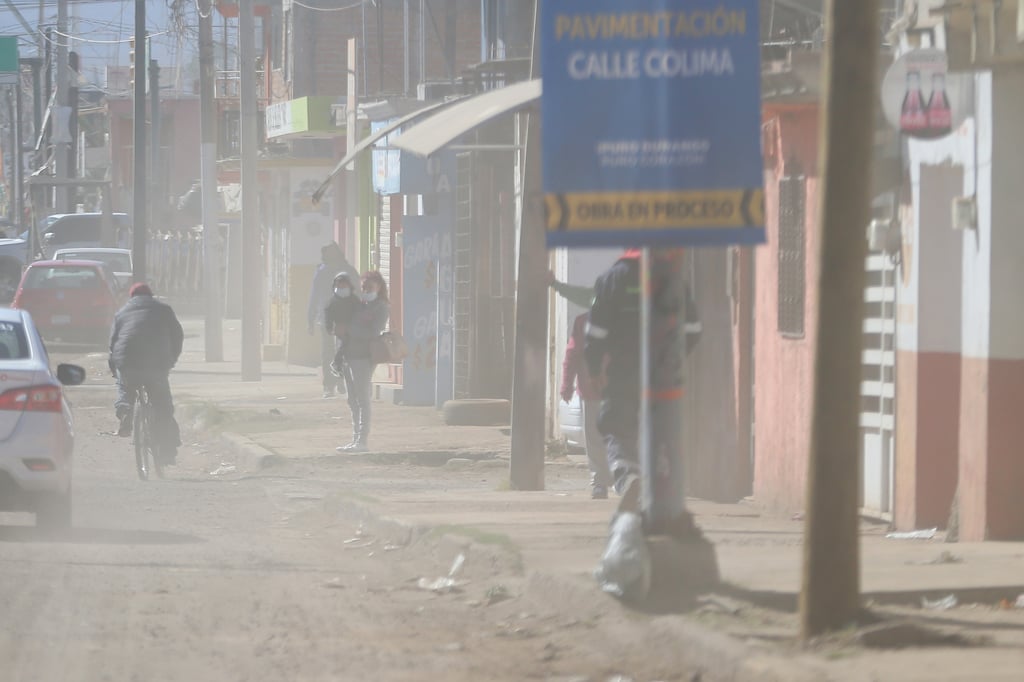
top-left (36, 489), bottom-right (72, 532)
top-left (441, 399), bottom-right (512, 426)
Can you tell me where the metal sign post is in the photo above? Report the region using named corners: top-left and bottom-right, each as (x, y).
top-left (639, 248), bottom-right (689, 536)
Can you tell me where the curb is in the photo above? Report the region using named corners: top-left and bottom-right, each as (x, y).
top-left (218, 432), bottom-right (286, 471)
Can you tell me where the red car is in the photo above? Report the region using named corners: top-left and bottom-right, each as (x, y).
top-left (11, 260), bottom-right (122, 346)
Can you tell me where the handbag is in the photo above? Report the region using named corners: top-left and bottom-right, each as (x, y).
top-left (370, 331), bottom-right (409, 365)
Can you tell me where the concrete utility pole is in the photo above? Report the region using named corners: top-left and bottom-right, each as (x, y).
top-left (54, 0), bottom-right (68, 213)
top-left (132, 0), bottom-right (147, 282)
top-left (240, 0), bottom-right (262, 381)
top-left (509, 0), bottom-right (546, 491)
top-left (199, 0), bottom-right (223, 362)
top-left (800, 0), bottom-right (881, 639)
top-left (345, 38), bottom-right (357, 259)
top-left (149, 57), bottom-right (160, 229)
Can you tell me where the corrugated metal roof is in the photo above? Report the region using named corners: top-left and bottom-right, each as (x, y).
top-left (392, 79), bottom-right (541, 158)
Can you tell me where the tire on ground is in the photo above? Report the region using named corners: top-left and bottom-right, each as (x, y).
top-left (441, 399), bottom-right (511, 426)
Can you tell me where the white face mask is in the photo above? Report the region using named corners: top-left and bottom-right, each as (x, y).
top-left (334, 287), bottom-right (351, 298)
top-left (362, 291), bottom-right (378, 302)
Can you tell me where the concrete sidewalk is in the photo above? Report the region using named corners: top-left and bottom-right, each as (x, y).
top-left (165, 319), bottom-right (1024, 681)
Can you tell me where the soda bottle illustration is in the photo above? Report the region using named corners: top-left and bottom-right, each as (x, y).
top-left (926, 72), bottom-right (952, 137)
top-left (900, 70), bottom-right (927, 134)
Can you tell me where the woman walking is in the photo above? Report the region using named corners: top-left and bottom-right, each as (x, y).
top-left (335, 271), bottom-right (390, 453)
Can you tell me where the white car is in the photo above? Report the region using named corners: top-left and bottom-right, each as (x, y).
top-left (53, 247), bottom-right (133, 290)
top-left (0, 307), bottom-right (86, 529)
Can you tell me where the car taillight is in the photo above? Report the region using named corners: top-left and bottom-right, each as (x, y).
top-left (0, 385), bottom-right (63, 412)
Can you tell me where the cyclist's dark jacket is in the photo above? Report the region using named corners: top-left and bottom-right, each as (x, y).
top-left (109, 295), bottom-right (184, 373)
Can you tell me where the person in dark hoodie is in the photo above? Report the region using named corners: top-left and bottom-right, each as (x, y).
top-left (323, 273), bottom-right (360, 377)
top-left (584, 249), bottom-right (702, 512)
top-left (308, 242), bottom-right (359, 398)
top-left (108, 283), bottom-right (184, 464)
top-left (335, 271), bottom-right (390, 454)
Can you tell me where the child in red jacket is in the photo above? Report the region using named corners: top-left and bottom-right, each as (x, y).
top-left (562, 312), bottom-right (613, 499)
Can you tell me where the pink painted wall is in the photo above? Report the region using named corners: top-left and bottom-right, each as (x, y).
top-left (751, 107), bottom-right (821, 514)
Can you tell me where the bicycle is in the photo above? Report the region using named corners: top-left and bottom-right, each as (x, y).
top-left (133, 384), bottom-right (163, 481)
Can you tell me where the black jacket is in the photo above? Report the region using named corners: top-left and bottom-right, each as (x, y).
top-left (109, 295), bottom-right (184, 373)
top-left (340, 299), bottom-right (390, 360)
top-left (584, 256), bottom-right (702, 384)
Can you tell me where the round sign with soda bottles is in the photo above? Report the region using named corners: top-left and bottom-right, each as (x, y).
top-left (881, 48), bottom-right (969, 140)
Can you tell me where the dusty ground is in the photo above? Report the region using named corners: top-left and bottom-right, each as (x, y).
top-left (0, 356), bottom-right (698, 682)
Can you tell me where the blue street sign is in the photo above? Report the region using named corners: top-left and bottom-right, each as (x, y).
top-left (542, 0), bottom-right (765, 248)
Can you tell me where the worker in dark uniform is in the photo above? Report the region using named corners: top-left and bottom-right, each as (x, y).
top-left (584, 249), bottom-right (702, 513)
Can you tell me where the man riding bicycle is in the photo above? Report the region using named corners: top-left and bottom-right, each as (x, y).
top-left (109, 283), bottom-right (184, 465)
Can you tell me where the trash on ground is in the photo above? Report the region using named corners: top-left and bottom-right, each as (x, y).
top-left (594, 512), bottom-right (651, 604)
top-left (922, 594), bottom-right (958, 610)
top-left (929, 548), bottom-right (958, 561)
top-left (269, 408), bottom-right (282, 415)
top-left (209, 463), bottom-right (237, 476)
top-left (323, 577), bottom-right (346, 589)
top-left (696, 594), bottom-right (744, 615)
top-left (791, 511), bottom-right (804, 521)
top-left (417, 553), bottom-right (468, 593)
top-left (343, 538), bottom-right (377, 551)
top-left (485, 584), bottom-right (511, 605)
top-left (887, 527), bottom-right (938, 540)
top-left (1016, 594), bottom-right (1024, 609)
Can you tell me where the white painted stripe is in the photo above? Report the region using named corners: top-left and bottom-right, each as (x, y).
top-left (862, 349), bottom-right (895, 366)
top-left (861, 380), bottom-right (895, 399)
top-left (863, 318), bottom-right (896, 334)
top-left (860, 412), bottom-right (895, 430)
top-left (865, 287), bottom-right (896, 303)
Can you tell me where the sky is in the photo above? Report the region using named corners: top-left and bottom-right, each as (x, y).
top-left (0, 1), bottom-right (200, 93)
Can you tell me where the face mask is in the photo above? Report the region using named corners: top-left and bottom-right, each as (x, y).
top-left (334, 287), bottom-right (350, 298)
top-left (362, 291), bottom-right (378, 302)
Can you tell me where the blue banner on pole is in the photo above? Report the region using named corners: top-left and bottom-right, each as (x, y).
top-left (541, 0), bottom-right (765, 248)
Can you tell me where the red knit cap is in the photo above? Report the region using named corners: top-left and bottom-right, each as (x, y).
top-left (129, 283), bottom-right (153, 297)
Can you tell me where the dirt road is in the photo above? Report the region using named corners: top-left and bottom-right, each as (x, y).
top-left (0, 360), bottom-right (689, 682)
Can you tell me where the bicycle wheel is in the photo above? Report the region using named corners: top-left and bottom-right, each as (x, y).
top-left (134, 389), bottom-right (163, 480)
top-left (133, 390), bottom-right (149, 481)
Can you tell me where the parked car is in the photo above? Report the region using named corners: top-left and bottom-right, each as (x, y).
top-left (0, 212), bottom-right (129, 303)
top-left (0, 307), bottom-right (86, 529)
top-left (39, 212), bottom-right (130, 258)
top-left (53, 247), bottom-right (133, 289)
top-left (558, 392), bottom-right (585, 453)
top-left (11, 260), bottom-right (122, 346)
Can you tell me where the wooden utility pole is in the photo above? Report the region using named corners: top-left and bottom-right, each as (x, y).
top-left (509, 0), bottom-right (546, 491)
top-left (800, 0), bottom-right (881, 638)
top-left (132, 0), bottom-right (147, 282)
top-left (199, 0), bottom-right (223, 362)
top-left (240, 0), bottom-right (262, 381)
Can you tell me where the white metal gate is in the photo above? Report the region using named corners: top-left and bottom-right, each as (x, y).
top-left (860, 253), bottom-right (896, 519)
top-left (379, 195), bottom-right (391, 286)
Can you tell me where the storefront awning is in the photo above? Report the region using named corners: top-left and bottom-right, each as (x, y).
top-left (311, 96), bottom-right (466, 204)
top-left (392, 79), bottom-right (541, 158)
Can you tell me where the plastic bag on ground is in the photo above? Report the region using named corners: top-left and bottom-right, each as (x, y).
top-left (594, 512), bottom-right (651, 603)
